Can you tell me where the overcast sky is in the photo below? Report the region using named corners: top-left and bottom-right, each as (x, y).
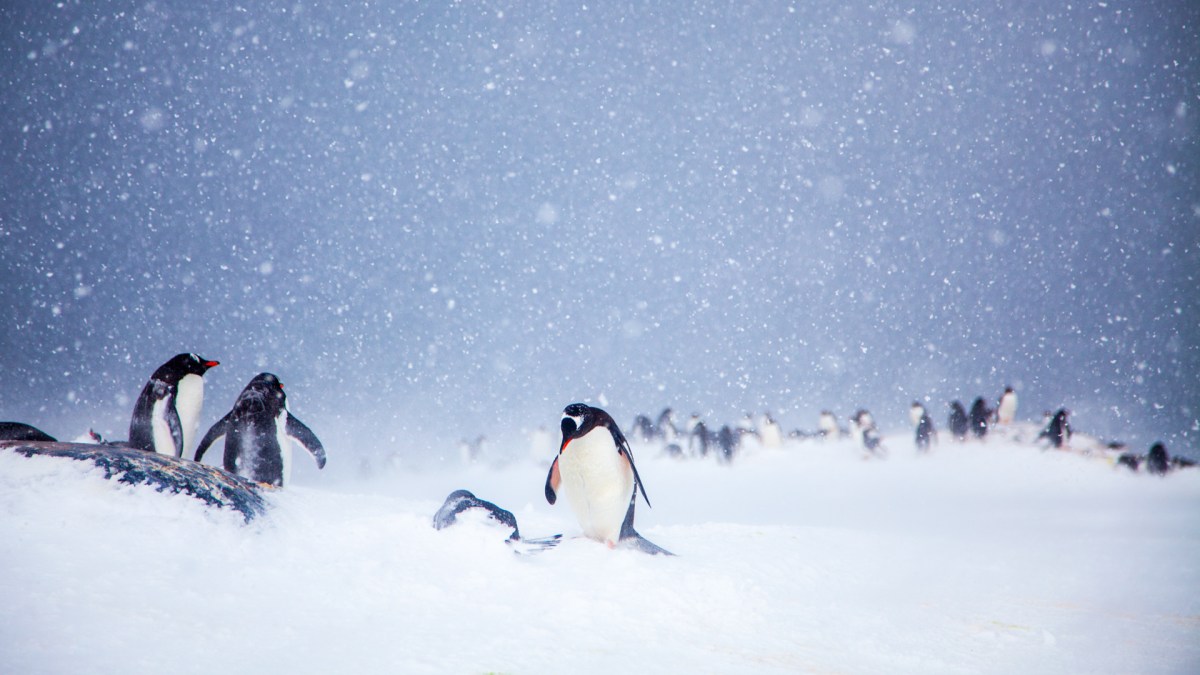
top-left (2, 2), bottom-right (1196, 457)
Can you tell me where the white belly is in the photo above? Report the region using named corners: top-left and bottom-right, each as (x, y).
top-left (175, 374), bottom-right (206, 456)
top-left (997, 395), bottom-right (1018, 424)
top-left (558, 429), bottom-right (634, 545)
top-left (150, 396), bottom-right (175, 455)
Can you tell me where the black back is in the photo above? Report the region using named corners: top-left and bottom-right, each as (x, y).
top-left (432, 489), bottom-right (520, 540)
top-left (1146, 443), bottom-right (1170, 475)
top-left (949, 401), bottom-right (969, 441)
top-left (0, 422), bottom-right (56, 442)
top-left (968, 397), bottom-right (990, 438)
top-left (915, 414), bottom-right (935, 451)
top-left (1039, 409), bottom-right (1070, 448)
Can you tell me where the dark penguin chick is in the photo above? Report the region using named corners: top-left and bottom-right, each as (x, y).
top-left (432, 489), bottom-right (562, 552)
top-left (1145, 443), bottom-right (1170, 476)
top-left (968, 397), bottom-right (991, 439)
top-left (948, 401), bottom-right (969, 441)
top-left (194, 373), bottom-right (326, 487)
top-left (545, 403), bottom-right (672, 555)
top-left (0, 422), bottom-right (56, 442)
top-left (1038, 409), bottom-right (1071, 449)
top-left (129, 353), bottom-right (220, 457)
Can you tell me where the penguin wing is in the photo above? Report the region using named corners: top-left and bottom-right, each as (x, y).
top-left (285, 413), bottom-right (326, 469)
top-left (544, 456), bottom-right (561, 505)
top-left (194, 412), bottom-right (232, 462)
top-left (609, 426), bottom-right (651, 508)
top-left (166, 398), bottom-right (185, 458)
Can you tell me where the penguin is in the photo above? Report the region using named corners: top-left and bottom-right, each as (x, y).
top-left (629, 414), bottom-right (656, 444)
top-left (193, 373), bottom-right (326, 487)
top-left (655, 407), bottom-right (678, 444)
top-left (996, 387), bottom-right (1018, 426)
top-left (818, 410), bottom-right (840, 440)
top-left (850, 409), bottom-right (885, 457)
top-left (758, 412), bottom-right (784, 449)
top-left (128, 353), bottom-right (219, 457)
top-left (716, 425), bottom-right (739, 463)
top-left (910, 402), bottom-right (936, 453)
top-left (432, 489), bottom-right (562, 552)
top-left (687, 417), bottom-right (711, 458)
top-left (968, 397), bottom-right (991, 439)
top-left (1115, 452), bottom-right (1141, 472)
top-left (1038, 409), bottom-right (1071, 449)
top-left (0, 422), bottom-right (57, 442)
top-left (1145, 443), bottom-right (1170, 476)
top-left (948, 401), bottom-right (969, 441)
top-left (544, 403), bottom-right (671, 554)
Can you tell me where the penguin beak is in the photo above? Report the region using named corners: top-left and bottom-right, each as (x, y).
top-left (204, 360), bottom-right (220, 368)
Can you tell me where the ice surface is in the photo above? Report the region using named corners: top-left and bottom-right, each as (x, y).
top-left (2, 432), bottom-right (1197, 674)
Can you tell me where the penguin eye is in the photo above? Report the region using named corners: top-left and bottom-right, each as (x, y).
top-left (561, 416), bottom-right (578, 436)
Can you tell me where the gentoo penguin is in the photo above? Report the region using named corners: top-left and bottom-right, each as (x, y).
top-left (948, 401), bottom-right (969, 441)
top-left (193, 373), bottom-right (326, 487)
top-left (0, 422), bottom-right (57, 442)
top-left (544, 403), bottom-right (671, 554)
top-left (629, 414), bottom-right (656, 444)
top-left (818, 410), bottom-right (840, 440)
top-left (1145, 443), bottom-right (1170, 476)
top-left (850, 409), bottom-right (885, 457)
top-left (655, 407), bottom-right (678, 444)
top-left (968, 397), bottom-right (991, 439)
top-left (128, 353), bottom-right (219, 457)
top-left (1038, 409), bottom-right (1071, 449)
top-left (910, 402), bottom-right (936, 453)
top-left (758, 412), bottom-right (784, 449)
top-left (716, 425), bottom-right (739, 463)
top-left (996, 387), bottom-right (1018, 426)
top-left (432, 489), bottom-right (561, 552)
top-left (687, 417), bottom-right (711, 458)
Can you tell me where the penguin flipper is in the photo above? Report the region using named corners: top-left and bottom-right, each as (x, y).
top-left (193, 413), bottom-right (231, 462)
top-left (544, 456), bottom-right (561, 505)
top-left (285, 413), bottom-right (326, 469)
top-left (610, 426), bottom-right (651, 508)
top-left (167, 404), bottom-right (185, 458)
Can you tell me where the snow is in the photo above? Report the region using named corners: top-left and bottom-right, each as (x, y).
top-left (3, 431), bottom-right (1198, 674)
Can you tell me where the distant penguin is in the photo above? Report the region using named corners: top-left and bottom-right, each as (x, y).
top-left (1038, 409), bottom-right (1071, 449)
top-left (851, 409), bottom-right (885, 457)
top-left (629, 414), bottom-right (656, 444)
top-left (968, 397), bottom-right (991, 439)
top-left (0, 422), bottom-right (57, 442)
top-left (655, 408), bottom-right (678, 444)
top-left (193, 373), bottom-right (326, 487)
top-left (818, 410), bottom-right (839, 440)
top-left (459, 435), bottom-right (486, 463)
top-left (1145, 443), bottom-right (1170, 476)
top-left (948, 401), bottom-right (969, 441)
top-left (687, 417), bottom-right (711, 458)
top-left (910, 402), bottom-right (936, 453)
top-left (716, 425), bottom-right (738, 463)
top-left (129, 353), bottom-right (219, 457)
top-left (996, 387), bottom-right (1018, 426)
top-left (544, 403), bottom-right (670, 554)
top-left (758, 412), bottom-right (783, 449)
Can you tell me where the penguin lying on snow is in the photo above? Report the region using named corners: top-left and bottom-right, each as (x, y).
top-left (129, 353), bottom-right (220, 457)
top-left (0, 422), bottom-right (57, 442)
top-left (194, 373), bottom-right (326, 487)
top-left (432, 489), bottom-right (561, 553)
top-left (545, 403), bottom-right (673, 555)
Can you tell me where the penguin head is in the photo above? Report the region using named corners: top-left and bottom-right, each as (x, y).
top-left (559, 403), bottom-right (616, 452)
top-left (154, 353), bottom-right (220, 381)
top-left (241, 372), bottom-right (287, 411)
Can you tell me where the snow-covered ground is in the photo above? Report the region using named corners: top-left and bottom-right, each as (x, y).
top-left (2, 430), bottom-right (1198, 674)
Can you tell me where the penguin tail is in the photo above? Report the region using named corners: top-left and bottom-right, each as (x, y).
top-left (618, 531), bottom-right (675, 556)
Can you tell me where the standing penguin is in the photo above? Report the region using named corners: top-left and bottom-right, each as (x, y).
top-left (968, 397), bottom-right (991, 439)
top-left (129, 353), bottom-right (220, 457)
top-left (996, 387), bottom-right (1018, 426)
top-left (948, 401), bottom-right (970, 441)
top-left (544, 403), bottom-right (671, 554)
top-left (1145, 443), bottom-right (1170, 476)
top-left (193, 373), bottom-right (326, 487)
top-left (1038, 409), bottom-right (1071, 449)
top-left (910, 402), bottom-right (936, 453)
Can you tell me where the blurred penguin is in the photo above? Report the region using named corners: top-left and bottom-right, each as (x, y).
top-left (818, 410), bottom-right (840, 441)
top-left (995, 386), bottom-right (1018, 426)
top-left (968, 397), bottom-right (991, 439)
top-left (716, 425), bottom-right (738, 463)
top-left (948, 401), bottom-right (970, 442)
top-left (851, 409), bottom-right (886, 458)
top-left (1145, 442), bottom-right (1170, 476)
top-left (687, 416), bottom-right (711, 458)
top-left (655, 408), bottom-right (678, 444)
top-left (1038, 409), bottom-right (1071, 449)
top-left (910, 402), bottom-right (936, 453)
top-left (758, 412), bottom-right (784, 449)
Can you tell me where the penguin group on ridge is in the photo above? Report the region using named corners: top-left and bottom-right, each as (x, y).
top-left (1, 352), bottom-right (327, 489)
